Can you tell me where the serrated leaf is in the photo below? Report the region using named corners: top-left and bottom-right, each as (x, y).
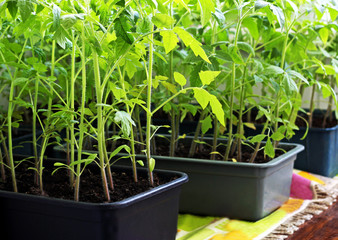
top-left (193, 88), bottom-right (210, 109)
top-left (174, 72), bottom-right (187, 86)
top-left (198, 70), bottom-right (221, 85)
top-left (264, 138), bottom-right (275, 158)
top-left (209, 95), bottom-right (225, 126)
top-left (152, 13), bottom-right (175, 28)
top-left (174, 27), bottom-right (210, 63)
top-left (114, 111), bottom-right (135, 137)
top-left (160, 30), bottom-right (178, 54)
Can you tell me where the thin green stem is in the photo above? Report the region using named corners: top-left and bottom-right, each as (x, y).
top-left (146, 13), bottom-right (155, 186)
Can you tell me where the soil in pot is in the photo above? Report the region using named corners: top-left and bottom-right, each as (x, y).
top-left (0, 161), bottom-right (176, 203)
top-left (85, 135), bottom-right (294, 164)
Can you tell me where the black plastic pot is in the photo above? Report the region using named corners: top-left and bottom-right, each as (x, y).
top-left (135, 137), bottom-right (303, 220)
top-left (288, 125), bottom-right (338, 177)
top-left (245, 124), bottom-right (338, 178)
top-left (56, 135), bottom-right (303, 220)
top-left (0, 165), bottom-right (188, 240)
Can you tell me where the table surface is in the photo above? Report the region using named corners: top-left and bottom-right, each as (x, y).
top-left (286, 196), bottom-right (338, 240)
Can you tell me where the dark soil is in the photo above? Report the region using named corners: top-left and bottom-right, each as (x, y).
top-left (154, 137), bottom-right (292, 164)
top-left (86, 136), bottom-right (293, 164)
top-left (0, 161), bottom-right (174, 203)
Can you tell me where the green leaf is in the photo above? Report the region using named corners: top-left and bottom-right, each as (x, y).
top-left (212, 8), bottom-right (225, 27)
top-left (316, 65), bottom-right (336, 75)
top-left (250, 134), bottom-right (266, 143)
top-left (209, 95), bottom-right (225, 126)
top-left (288, 70), bottom-right (309, 85)
top-left (190, 42), bottom-right (211, 64)
top-left (269, 4), bottom-right (285, 30)
top-left (160, 30), bottom-right (178, 54)
top-left (0, 1), bottom-right (7, 14)
top-left (162, 82), bottom-right (178, 94)
top-left (193, 88), bottom-right (210, 109)
top-left (283, 73), bottom-right (298, 95)
top-left (136, 16), bottom-right (152, 34)
top-left (264, 138), bottom-right (275, 158)
top-left (201, 115), bottom-right (212, 134)
top-left (83, 108), bottom-right (94, 116)
top-left (285, 0), bottom-right (298, 17)
top-left (33, 62), bottom-right (48, 73)
top-left (13, 77), bottom-right (29, 86)
top-left (52, 4), bottom-right (61, 31)
top-left (328, 7), bottom-right (338, 22)
top-left (7, 0), bottom-right (17, 18)
top-left (18, 0), bottom-right (34, 22)
top-left (149, 157), bottom-right (156, 172)
top-left (173, 0), bottom-right (190, 12)
top-left (152, 13), bottom-right (175, 28)
top-left (198, 0), bottom-right (215, 27)
top-left (114, 111), bottom-right (135, 137)
top-left (319, 27), bottom-right (329, 45)
top-left (255, 0), bottom-right (269, 10)
top-left (242, 18), bottom-right (259, 40)
top-left (271, 131), bottom-right (284, 141)
top-left (198, 70), bottom-right (221, 85)
top-left (109, 145), bottom-right (130, 160)
top-left (264, 65), bottom-right (284, 75)
top-left (174, 27), bottom-right (210, 63)
top-left (54, 28), bottom-right (69, 49)
top-left (174, 72), bottom-right (187, 86)
top-left (115, 17), bottom-right (133, 44)
top-left (137, 160), bottom-right (144, 166)
top-left (228, 44), bottom-right (243, 64)
top-left (61, 14), bottom-right (83, 29)
top-left (237, 42), bottom-right (255, 56)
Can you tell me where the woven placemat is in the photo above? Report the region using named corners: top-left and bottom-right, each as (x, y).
top-left (176, 171), bottom-right (338, 240)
